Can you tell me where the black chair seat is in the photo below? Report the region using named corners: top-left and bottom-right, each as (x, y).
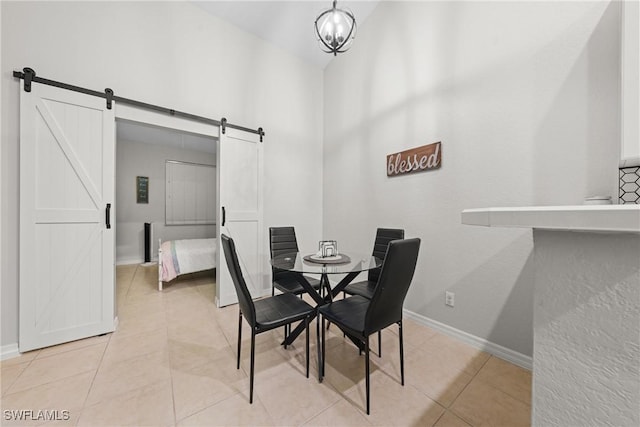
top-left (319, 295), bottom-right (369, 336)
top-left (342, 280), bottom-right (376, 300)
top-left (255, 293), bottom-right (314, 331)
top-left (274, 274), bottom-right (321, 295)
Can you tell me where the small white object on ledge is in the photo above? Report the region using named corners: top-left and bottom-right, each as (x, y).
top-left (583, 196), bottom-right (612, 205)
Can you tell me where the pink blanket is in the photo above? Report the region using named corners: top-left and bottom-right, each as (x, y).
top-left (160, 238), bottom-right (217, 282)
top-left (160, 241), bottom-right (179, 282)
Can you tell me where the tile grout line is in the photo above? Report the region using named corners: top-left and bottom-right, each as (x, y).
top-left (1, 353), bottom-right (39, 395)
top-left (431, 410), bottom-right (448, 427)
top-left (446, 355), bottom-right (494, 426)
top-left (78, 263), bottom-right (137, 416)
top-left (76, 332), bottom-right (113, 425)
top-left (175, 392), bottom-right (242, 425)
top-left (465, 362), bottom-right (532, 408)
top-left (163, 264), bottom-right (179, 427)
top-left (120, 264), bottom-right (136, 303)
top-left (2, 344), bottom-right (108, 399)
top-left (412, 331), bottom-right (532, 411)
top-left (296, 399), bottom-right (344, 427)
top-left (466, 354), bottom-right (532, 406)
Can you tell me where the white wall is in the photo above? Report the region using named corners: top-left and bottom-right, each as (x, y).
top-left (1, 1), bottom-right (324, 347)
top-left (115, 139), bottom-right (216, 265)
top-left (323, 1), bottom-right (621, 357)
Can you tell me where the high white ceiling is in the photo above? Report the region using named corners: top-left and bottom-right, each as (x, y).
top-left (193, 1), bottom-right (380, 68)
top-left (119, 2), bottom-right (380, 151)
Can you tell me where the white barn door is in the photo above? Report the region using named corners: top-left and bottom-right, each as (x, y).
top-left (19, 82), bottom-right (115, 352)
top-left (216, 127), bottom-right (264, 307)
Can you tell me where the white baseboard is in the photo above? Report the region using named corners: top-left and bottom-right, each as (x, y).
top-left (116, 257), bottom-right (158, 266)
top-left (403, 309), bottom-right (532, 371)
top-left (116, 257), bottom-right (143, 266)
top-left (1, 343), bottom-right (20, 361)
top-left (140, 262), bottom-right (157, 267)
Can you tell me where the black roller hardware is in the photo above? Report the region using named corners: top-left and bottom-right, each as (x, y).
top-left (104, 88), bottom-right (113, 110)
top-left (23, 67), bottom-right (35, 92)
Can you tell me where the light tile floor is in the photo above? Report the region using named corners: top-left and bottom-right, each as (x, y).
top-left (1, 265), bottom-right (532, 426)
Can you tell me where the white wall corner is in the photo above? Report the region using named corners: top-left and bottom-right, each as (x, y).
top-left (403, 308), bottom-right (533, 371)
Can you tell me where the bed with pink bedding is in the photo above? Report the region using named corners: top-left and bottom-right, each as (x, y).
top-left (158, 238), bottom-right (217, 290)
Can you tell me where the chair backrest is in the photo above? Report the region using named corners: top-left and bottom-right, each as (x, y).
top-left (221, 234), bottom-right (256, 326)
top-left (369, 228), bottom-right (405, 283)
top-left (365, 238), bottom-right (420, 335)
top-left (269, 227), bottom-right (300, 280)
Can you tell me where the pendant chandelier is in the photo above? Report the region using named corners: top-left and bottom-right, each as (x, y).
top-left (314, 0), bottom-right (357, 56)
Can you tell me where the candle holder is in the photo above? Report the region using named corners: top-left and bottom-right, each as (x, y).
top-left (319, 240), bottom-right (338, 257)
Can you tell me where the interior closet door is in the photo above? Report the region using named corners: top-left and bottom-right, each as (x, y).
top-left (216, 127), bottom-right (264, 307)
top-left (19, 82), bottom-right (115, 352)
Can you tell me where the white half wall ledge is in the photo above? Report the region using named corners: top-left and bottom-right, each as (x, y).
top-left (461, 205), bottom-right (640, 233)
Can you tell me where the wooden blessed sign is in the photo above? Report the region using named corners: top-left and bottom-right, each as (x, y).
top-left (387, 142), bottom-right (442, 177)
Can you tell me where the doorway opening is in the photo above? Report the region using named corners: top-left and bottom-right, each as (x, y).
top-left (115, 119), bottom-right (218, 299)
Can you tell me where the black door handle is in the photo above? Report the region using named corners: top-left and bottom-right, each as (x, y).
top-left (222, 206), bottom-right (226, 227)
top-left (106, 203), bottom-right (111, 229)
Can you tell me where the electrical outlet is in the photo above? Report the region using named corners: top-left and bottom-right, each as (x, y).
top-left (445, 291), bottom-right (455, 307)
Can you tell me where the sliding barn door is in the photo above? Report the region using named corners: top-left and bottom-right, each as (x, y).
top-left (19, 82), bottom-right (115, 352)
top-left (216, 127), bottom-right (264, 307)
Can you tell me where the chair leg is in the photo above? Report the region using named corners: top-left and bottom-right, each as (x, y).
top-left (378, 330), bottom-right (382, 358)
top-left (342, 293), bottom-right (345, 339)
top-left (321, 316), bottom-right (326, 380)
top-left (237, 311), bottom-right (242, 370)
top-left (284, 324), bottom-right (288, 350)
top-left (365, 336), bottom-right (370, 415)
top-left (250, 331), bottom-right (256, 404)
top-left (317, 314), bottom-right (322, 382)
top-left (399, 321), bottom-right (404, 386)
top-left (305, 317), bottom-right (310, 378)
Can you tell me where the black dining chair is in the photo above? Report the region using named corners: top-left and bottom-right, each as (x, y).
top-left (342, 228), bottom-right (404, 355)
top-left (319, 237), bottom-right (421, 415)
top-left (269, 227), bottom-right (322, 296)
top-left (342, 228), bottom-right (405, 300)
top-left (221, 234), bottom-right (314, 404)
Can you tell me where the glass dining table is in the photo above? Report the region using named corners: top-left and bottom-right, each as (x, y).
top-left (270, 251), bottom-right (382, 376)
